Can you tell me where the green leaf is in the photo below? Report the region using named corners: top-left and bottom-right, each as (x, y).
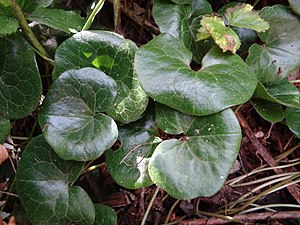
top-left (226, 4), bottom-right (269, 32)
top-left (135, 34), bottom-right (257, 116)
top-left (39, 67), bottom-right (118, 161)
top-left (53, 30), bottom-right (148, 123)
top-left (0, 33), bottom-right (42, 119)
top-left (0, 118), bottom-right (10, 143)
top-left (285, 107), bottom-right (300, 138)
top-left (251, 98), bottom-right (284, 123)
top-left (149, 108), bottom-right (241, 199)
top-left (197, 15), bottom-right (241, 53)
top-left (254, 81), bottom-right (300, 108)
top-left (105, 112), bottom-right (158, 189)
top-left (27, 8), bottom-right (84, 33)
top-left (152, 0), bottom-right (213, 63)
top-left (93, 204), bottom-right (117, 225)
top-left (170, 0), bottom-right (192, 5)
top-left (0, 0), bottom-right (9, 7)
top-left (0, 6), bottom-right (19, 35)
top-left (289, 0), bottom-right (300, 15)
top-left (15, 135), bottom-right (95, 225)
top-left (246, 5), bottom-right (300, 82)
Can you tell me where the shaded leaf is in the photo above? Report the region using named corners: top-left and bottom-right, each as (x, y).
top-left (15, 135), bottom-right (95, 225)
top-left (27, 8), bottom-right (84, 33)
top-left (246, 5), bottom-right (300, 82)
top-left (39, 67), bottom-right (118, 161)
top-left (152, 0), bottom-right (213, 63)
top-left (254, 81), bottom-right (300, 108)
top-left (53, 30), bottom-right (148, 123)
top-left (135, 34), bottom-right (257, 116)
top-left (0, 6), bottom-right (18, 35)
top-left (197, 15), bottom-right (241, 53)
top-left (0, 118), bottom-right (10, 143)
top-left (289, 0), bottom-right (300, 15)
top-left (0, 33), bottom-right (42, 119)
top-left (93, 204), bottom-right (117, 225)
top-left (170, 0), bottom-right (192, 5)
top-left (251, 98), bottom-right (284, 123)
top-left (285, 107), bottom-right (300, 138)
top-left (149, 108), bottom-right (241, 199)
top-left (226, 4), bottom-right (269, 32)
top-left (0, 0), bottom-right (9, 6)
top-left (106, 113), bottom-right (158, 189)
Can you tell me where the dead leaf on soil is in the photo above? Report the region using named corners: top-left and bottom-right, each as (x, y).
top-left (0, 145), bottom-right (8, 165)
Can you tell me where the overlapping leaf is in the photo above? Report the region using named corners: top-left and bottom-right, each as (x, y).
top-left (251, 98), bottom-right (284, 123)
top-left (149, 107), bottom-right (241, 199)
top-left (105, 113), bottom-right (159, 189)
top-left (0, 118), bottom-right (10, 143)
top-left (289, 0), bottom-right (300, 15)
top-left (93, 204), bottom-right (117, 225)
top-left (53, 31), bottom-right (148, 123)
top-left (16, 135), bottom-right (95, 225)
top-left (0, 5), bottom-right (19, 35)
top-left (39, 67), bottom-right (118, 161)
top-left (135, 33), bottom-right (257, 116)
top-left (0, 33), bottom-right (42, 119)
top-left (152, 0), bottom-right (212, 63)
top-left (285, 107), bottom-right (300, 138)
top-left (246, 5), bottom-right (300, 82)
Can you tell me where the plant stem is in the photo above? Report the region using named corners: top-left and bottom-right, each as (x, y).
top-left (164, 199), bottom-right (180, 224)
top-left (141, 186), bottom-right (160, 225)
top-left (82, 0), bottom-right (105, 31)
top-left (8, 0), bottom-right (51, 61)
top-left (253, 0), bottom-right (262, 8)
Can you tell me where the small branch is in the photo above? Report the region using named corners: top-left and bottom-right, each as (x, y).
top-left (8, 0), bottom-right (52, 61)
top-left (179, 211), bottom-right (300, 225)
top-left (141, 187), bottom-right (160, 225)
top-left (82, 0), bottom-right (105, 31)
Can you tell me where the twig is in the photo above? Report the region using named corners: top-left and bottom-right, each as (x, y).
top-left (164, 199), bottom-right (181, 224)
top-left (82, 0), bottom-right (105, 31)
top-left (179, 211), bottom-right (300, 225)
top-left (141, 186), bottom-right (160, 225)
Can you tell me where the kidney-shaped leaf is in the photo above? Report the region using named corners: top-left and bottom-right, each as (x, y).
top-left (246, 5), bottom-right (300, 82)
top-left (105, 113), bottom-right (159, 189)
top-left (285, 107), bottom-right (300, 138)
top-left (149, 108), bottom-right (241, 199)
top-left (53, 30), bottom-right (148, 123)
top-left (135, 33), bottom-right (257, 116)
top-left (0, 33), bottom-right (42, 119)
top-left (16, 135), bottom-right (95, 225)
top-left (93, 204), bottom-right (117, 225)
top-left (39, 67), bottom-right (118, 161)
top-left (153, 0), bottom-right (212, 63)
top-left (289, 0), bottom-right (300, 16)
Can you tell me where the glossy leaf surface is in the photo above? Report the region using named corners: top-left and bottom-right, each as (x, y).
top-left (152, 0), bottom-right (212, 63)
top-left (135, 34), bottom-right (257, 116)
top-left (106, 114), bottom-right (158, 189)
top-left (254, 81), bottom-right (300, 108)
top-left (149, 108), bottom-right (241, 199)
top-left (39, 68), bottom-right (118, 161)
top-left (197, 15), bottom-right (241, 53)
top-left (251, 98), bottom-right (284, 123)
top-left (16, 135), bottom-right (95, 225)
top-left (246, 5), bottom-right (300, 82)
top-left (285, 107), bottom-right (300, 138)
top-left (289, 0), bottom-right (300, 15)
top-left (0, 118), bottom-right (10, 143)
top-left (53, 30), bottom-right (148, 123)
top-left (28, 8), bottom-right (84, 33)
top-left (226, 4), bottom-right (269, 32)
top-left (93, 204), bottom-right (117, 225)
top-left (0, 33), bottom-right (42, 119)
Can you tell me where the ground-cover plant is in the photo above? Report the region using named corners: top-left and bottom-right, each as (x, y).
top-left (0, 0), bottom-right (300, 224)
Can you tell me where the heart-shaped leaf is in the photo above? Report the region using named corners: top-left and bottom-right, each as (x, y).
top-left (0, 118), bottom-right (10, 143)
top-left (197, 15), bottom-right (241, 53)
top-left (16, 135), bottom-right (95, 225)
top-left (289, 0), bottom-right (300, 15)
top-left (285, 107), bottom-right (300, 138)
top-left (0, 33), bottom-right (42, 119)
top-left (93, 204), bottom-right (117, 225)
top-left (0, 6), bottom-right (19, 35)
top-left (152, 0), bottom-right (213, 63)
top-left (149, 108), bottom-right (241, 199)
top-left (52, 30), bottom-right (148, 123)
top-left (105, 112), bottom-right (159, 189)
top-left (251, 98), bottom-right (284, 123)
top-left (254, 81), bottom-right (300, 108)
top-left (225, 4), bottom-right (269, 32)
top-left (27, 8), bottom-right (84, 33)
top-left (39, 67), bottom-right (118, 161)
top-left (246, 5), bottom-right (300, 82)
top-left (135, 33), bottom-right (257, 116)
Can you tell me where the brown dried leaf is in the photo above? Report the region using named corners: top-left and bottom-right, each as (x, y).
top-left (0, 145), bottom-right (8, 165)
